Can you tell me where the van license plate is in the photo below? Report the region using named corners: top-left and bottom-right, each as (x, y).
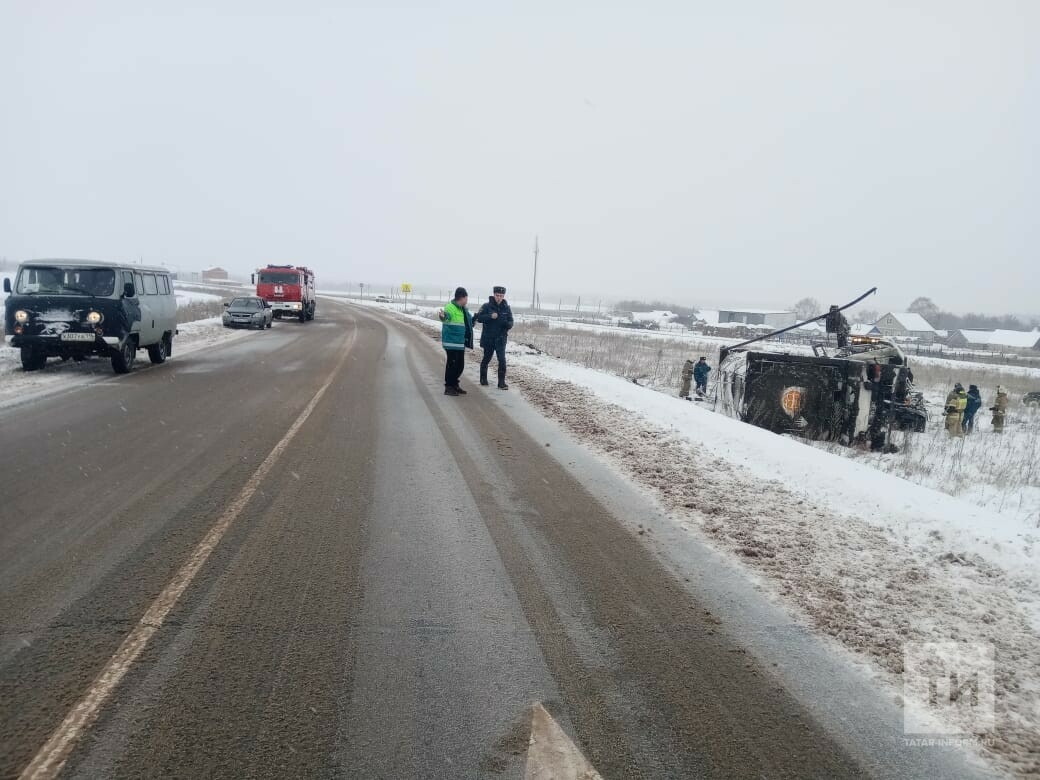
top-left (60, 333), bottom-right (95, 342)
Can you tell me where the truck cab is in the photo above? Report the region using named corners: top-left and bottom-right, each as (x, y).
top-left (253, 264), bottom-right (316, 322)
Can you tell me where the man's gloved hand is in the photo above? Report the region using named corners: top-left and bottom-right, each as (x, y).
top-left (438, 310), bottom-right (447, 321)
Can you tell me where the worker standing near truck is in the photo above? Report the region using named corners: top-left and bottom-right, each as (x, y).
top-left (693, 357), bottom-right (711, 398)
top-left (944, 383), bottom-right (967, 437)
top-left (990, 386), bottom-right (1008, 432)
top-left (679, 359), bottom-right (694, 400)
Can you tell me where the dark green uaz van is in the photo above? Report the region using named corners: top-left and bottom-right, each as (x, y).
top-left (4, 259), bottom-right (178, 374)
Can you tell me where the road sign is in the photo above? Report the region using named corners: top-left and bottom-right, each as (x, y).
top-left (401, 283), bottom-right (412, 294)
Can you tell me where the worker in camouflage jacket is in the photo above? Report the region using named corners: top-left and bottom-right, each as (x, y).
top-left (679, 359), bottom-right (694, 400)
top-left (944, 383), bottom-right (967, 437)
top-left (473, 286), bottom-right (514, 389)
top-left (990, 386), bottom-right (1008, 432)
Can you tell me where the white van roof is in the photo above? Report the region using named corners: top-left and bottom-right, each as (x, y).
top-left (20, 259), bottom-right (171, 275)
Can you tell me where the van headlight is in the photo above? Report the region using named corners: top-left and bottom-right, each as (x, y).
top-left (14, 310), bottom-right (28, 323)
top-left (87, 311), bottom-right (104, 324)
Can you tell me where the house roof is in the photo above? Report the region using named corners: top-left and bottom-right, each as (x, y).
top-left (631, 310), bottom-right (675, 321)
top-left (882, 312), bottom-right (937, 332)
top-left (850, 323), bottom-right (878, 335)
top-left (718, 308), bottom-right (792, 315)
top-left (955, 329), bottom-right (1040, 349)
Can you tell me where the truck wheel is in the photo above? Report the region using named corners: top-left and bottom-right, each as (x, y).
top-left (112, 339), bottom-right (137, 374)
top-left (21, 346), bottom-right (47, 371)
top-left (147, 334), bottom-right (169, 364)
top-left (299, 311), bottom-right (306, 323)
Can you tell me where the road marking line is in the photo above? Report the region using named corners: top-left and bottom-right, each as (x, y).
top-left (525, 702), bottom-right (603, 780)
top-left (19, 323), bottom-right (357, 780)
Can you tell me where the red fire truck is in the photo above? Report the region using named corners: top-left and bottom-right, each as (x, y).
top-left (253, 265), bottom-right (316, 322)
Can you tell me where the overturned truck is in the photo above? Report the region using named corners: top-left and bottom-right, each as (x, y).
top-left (716, 289), bottom-right (926, 450)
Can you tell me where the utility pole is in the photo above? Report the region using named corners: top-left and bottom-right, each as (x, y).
top-left (531, 236), bottom-right (539, 310)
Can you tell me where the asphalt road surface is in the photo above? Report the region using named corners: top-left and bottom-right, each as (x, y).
top-left (0, 303), bottom-right (984, 779)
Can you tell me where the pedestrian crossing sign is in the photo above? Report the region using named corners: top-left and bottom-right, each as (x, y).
top-left (401, 283), bottom-right (413, 293)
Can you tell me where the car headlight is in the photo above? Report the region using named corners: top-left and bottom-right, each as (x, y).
top-left (87, 311), bottom-right (103, 324)
top-left (14, 310), bottom-right (28, 323)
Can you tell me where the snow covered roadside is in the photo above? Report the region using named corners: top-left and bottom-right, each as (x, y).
top-left (174, 289), bottom-right (223, 306)
top-left (0, 317), bottom-right (249, 408)
top-left (503, 349), bottom-right (1038, 777)
top-left (365, 303), bottom-right (1039, 777)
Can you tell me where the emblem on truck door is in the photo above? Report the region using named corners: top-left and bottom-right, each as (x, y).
top-left (780, 387), bottom-right (805, 418)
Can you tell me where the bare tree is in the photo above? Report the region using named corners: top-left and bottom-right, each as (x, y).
top-left (853, 308), bottom-right (879, 324)
top-left (907, 296), bottom-right (940, 324)
top-left (793, 297), bottom-right (821, 321)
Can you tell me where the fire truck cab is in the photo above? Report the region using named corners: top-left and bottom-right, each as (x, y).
top-left (253, 265), bottom-right (316, 322)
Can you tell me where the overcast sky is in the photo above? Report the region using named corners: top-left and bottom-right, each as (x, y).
top-left (1, 1), bottom-right (1035, 315)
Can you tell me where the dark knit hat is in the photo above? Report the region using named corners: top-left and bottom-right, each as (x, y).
top-left (454, 287), bottom-right (468, 300)
top-left (493, 286), bottom-right (506, 294)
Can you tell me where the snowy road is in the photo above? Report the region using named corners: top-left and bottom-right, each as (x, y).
top-left (0, 304), bottom-right (988, 778)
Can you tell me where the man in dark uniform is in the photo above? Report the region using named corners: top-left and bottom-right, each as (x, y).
top-left (474, 285), bottom-right (514, 389)
top-left (693, 356), bottom-right (711, 396)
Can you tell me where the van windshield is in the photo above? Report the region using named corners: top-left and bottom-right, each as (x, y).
top-left (15, 266), bottom-right (116, 297)
top-left (259, 272), bottom-right (300, 285)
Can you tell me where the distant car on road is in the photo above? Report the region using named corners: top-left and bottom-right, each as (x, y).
top-left (223, 297), bottom-right (273, 329)
top-left (375, 295), bottom-right (392, 303)
top-left (1024, 391), bottom-right (1040, 407)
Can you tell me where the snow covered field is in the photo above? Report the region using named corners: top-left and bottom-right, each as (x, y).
top-left (366, 301), bottom-right (1039, 777)
top-left (505, 320), bottom-right (1040, 524)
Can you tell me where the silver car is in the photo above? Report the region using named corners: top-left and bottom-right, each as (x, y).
top-left (222, 296), bottom-right (274, 329)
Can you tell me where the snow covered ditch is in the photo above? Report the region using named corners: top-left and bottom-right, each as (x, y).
top-left (504, 351), bottom-right (1039, 777)
top-left (375, 303), bottom-right (1040, 776)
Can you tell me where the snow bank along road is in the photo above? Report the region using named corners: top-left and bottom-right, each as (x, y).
top-left (0, 303), bottom-right (985, 778)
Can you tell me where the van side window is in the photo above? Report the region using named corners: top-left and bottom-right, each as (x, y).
top-left (144, 274), bottom-right (158, 295)
top-left (135, 273), bottom-right (145, 295)
top-left (123, 271), bottom-right (135, 296)
top-left (161, 276), bottom-right (170, 294)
